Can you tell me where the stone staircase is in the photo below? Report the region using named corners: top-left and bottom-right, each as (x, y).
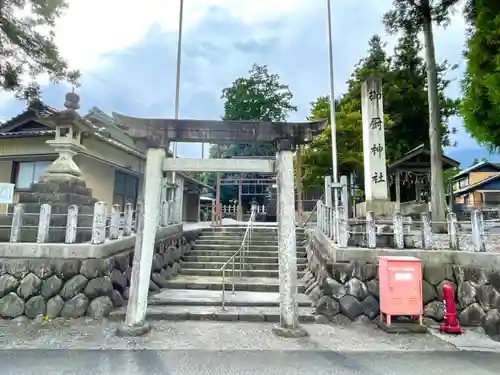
top-left (110, 225), bottom-right (316, 322)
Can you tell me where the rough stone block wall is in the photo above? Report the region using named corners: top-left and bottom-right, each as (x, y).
top-left (0, 229), bottom-right (200, 320)
top-left (304, 231), bottom-right (500, 340)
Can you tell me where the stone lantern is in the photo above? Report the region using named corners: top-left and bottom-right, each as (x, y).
top-left (42, 91), bottom-right (92, 181)
top-left (11, 90), bottom-right (98, 243)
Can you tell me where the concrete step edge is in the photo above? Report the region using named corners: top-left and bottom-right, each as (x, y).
top-left (182, 256), bottom-right (307, 262)
top-left (108, 307), bottom-right (317, 324)
top-left (147, 300), bottom-right (312, 307)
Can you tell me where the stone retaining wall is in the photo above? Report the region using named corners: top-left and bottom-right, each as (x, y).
top-left (0, 229), bottom-right (200, 320)
top-left (305, 229), bottom-right (500, 340)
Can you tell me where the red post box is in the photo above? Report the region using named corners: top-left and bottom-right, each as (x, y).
top-left (378, 256), bottom-right (423, 327)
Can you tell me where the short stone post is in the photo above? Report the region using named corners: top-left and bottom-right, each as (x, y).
top-left (471, 209), bottom-right (486, 252)
top-left (317, 200), bottom-right (322, 230)
top-left (160, 200), bottom-right (169, 226)
top-left (329, 207), bottom-right (335, 240)
top-left (118, 147), bottom-right (165, 336)
top-left (169, 200), bottom-right (175, 224)
top-left (393, 212), bottom-right (404, 249)
top-left (273, 139), bottom-right (307, 338)
top-left (323, 204), bottom-right (328, 234)
top-left (337, 206), bottom-right (348, 247)
top-left (366, 211), bottom-right (376, 248)
top-left (406, 216), bottom-right (412, 234)
top-left (65, 205), bottom-right (79, 243)
top-left (420, 211), bottom-right (432, 250)
top-left (36, 203), bottom-right (52, 243)
top-left (447, 212), bottom-right (459, 250)
top-left (326, 206), bottom-right (331, 238)
top-left (177, 178), bottom-right (184, 223)
top-left (10, 204), bottom-right (24, 243)
top-left (324, 176), bottom-right (332, 207)
top-left (340, 175), bottom-right (349, 217)
top-left (109, 204), bottom-right (121, 240)
top-left (123, 202), bottom-right (134, 236)
top-left (91, 201), bottom-right (107, 244)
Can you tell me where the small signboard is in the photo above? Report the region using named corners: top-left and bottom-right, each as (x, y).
top-left (0, 183), bottom-right (15, 204)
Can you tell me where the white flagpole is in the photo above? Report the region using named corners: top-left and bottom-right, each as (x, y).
top-left (172, 0), bottom-right (184, 191)
top-left (327, 0), bottom-right (339, 212)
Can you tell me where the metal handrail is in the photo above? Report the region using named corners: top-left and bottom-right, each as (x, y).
top-left (303, 195), bottom-right (323, 227)
top-left (220, 206), bottom-right (256, 310)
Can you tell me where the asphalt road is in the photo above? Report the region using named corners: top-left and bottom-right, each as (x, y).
top-left (1, 350), bottom-right (499, 375)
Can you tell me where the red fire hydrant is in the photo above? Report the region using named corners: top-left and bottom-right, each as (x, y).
top-left (439, 282), bottom-right (462, 334)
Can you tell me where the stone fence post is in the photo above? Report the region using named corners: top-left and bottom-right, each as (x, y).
top-left (65, 205), bottom-right (79, 243)
top-left (338, 206), bottom-right (348, 248)
top-left (366, 211), bottom-right (376, 249)
top-left (447, 212), bottom-right (459, 250)
top-left (91, 202), bottom-right (107, 244)
top-left (393, 212), bottom-right (404, 249)
top-left (471, 209), bottom-right (486, 252)
top-left (420, 211), bottom-right (432, 250)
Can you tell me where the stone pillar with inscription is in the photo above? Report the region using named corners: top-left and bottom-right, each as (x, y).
top-left (357, 77), bottom-right (396, 217)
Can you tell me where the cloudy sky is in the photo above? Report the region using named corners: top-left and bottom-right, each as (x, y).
top-left (0, 0), bottom-right (493, 165)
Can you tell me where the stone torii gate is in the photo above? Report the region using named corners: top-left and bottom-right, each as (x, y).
top-left (114, 115), bottom-right (326, 337)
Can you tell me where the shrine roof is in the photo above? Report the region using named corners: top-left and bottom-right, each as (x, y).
top-left (387, 144), bottom-right (459, 171)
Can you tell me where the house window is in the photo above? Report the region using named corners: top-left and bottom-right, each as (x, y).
top-left (13, 161), bottom-right (52, 189)
top-left (458, 177), bottom-right (469, 188)
top-left (113, 171), bottom-right (139, 209)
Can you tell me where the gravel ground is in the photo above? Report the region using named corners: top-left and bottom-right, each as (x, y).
top-left (2, 349), bottom-right (500, 375)
top-left (0, 317), bottom-right (459, 352)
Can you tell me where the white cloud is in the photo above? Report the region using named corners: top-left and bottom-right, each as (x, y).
top-left (55, 0), bottom-right (308, 72)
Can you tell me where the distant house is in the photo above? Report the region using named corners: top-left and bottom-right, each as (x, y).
top-left (451, 160), bottom-right (500, 208)
top-left (0, 102), bottom-right (210, 220)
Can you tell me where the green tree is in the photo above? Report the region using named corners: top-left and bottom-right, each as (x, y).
top-left (300, 97), bottom-right (363, 189)
top-left (301, 32), bottom-right (458, 189)
top-left (0, 0), bottom-right (80, 100)
top-left (206, 64), bottom-right (297, 204)
top-left (301, 96), bottom-right (393, 189)
top-left (215, 64), bottom-right (297, 159)
top-left (339, 35), bottom-right (391, 115)
top-left (339, 33), bottom-right (457, 162)
top-left (383, 0), bottom-right (460, 229)
top-left (460, 1), bottom-right (500, 151)
top-left (387, 31), bottom-right (458, 155)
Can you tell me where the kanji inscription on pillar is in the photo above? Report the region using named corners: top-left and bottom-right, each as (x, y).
top-left (361, 76), bottom-right (388, 201)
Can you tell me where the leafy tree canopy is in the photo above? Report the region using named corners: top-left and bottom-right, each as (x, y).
top-left (300, 31), bottom-right (458, 189)
top-left (383, 0), bottom-right (461, 227)
top-left (460, 1), bottom-right (500, 151)
top-left (300, 96), bottom-right (391, 189)
top-left (383, 0), bottom-right (461, 33)
top-left (0, 0), bottom-right (80, 100)
top-left (202, 64), bottom-right (297, 204)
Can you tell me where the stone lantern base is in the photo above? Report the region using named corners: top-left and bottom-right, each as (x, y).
top-left (0, 178), bottom-right (97, 243)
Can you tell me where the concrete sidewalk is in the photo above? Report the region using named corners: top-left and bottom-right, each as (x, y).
top-left (0, 318), bottom-right (497, 352)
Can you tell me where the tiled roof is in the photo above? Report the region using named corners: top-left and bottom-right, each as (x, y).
top-left (0, 130), bottom-right (55, 138)
top-left (0, 102), bottom-right (144, 158)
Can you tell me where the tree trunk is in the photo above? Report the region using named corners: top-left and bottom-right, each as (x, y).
top-left (422, 16), bottom-right (446, 232)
